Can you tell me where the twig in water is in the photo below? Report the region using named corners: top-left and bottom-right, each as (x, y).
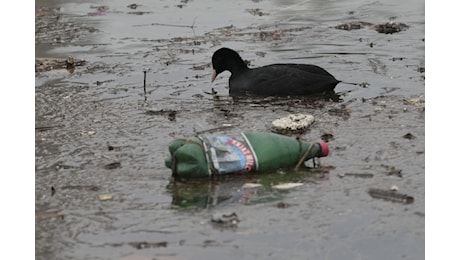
top-left (143, 69), bottom-right (147, 94)
top-left (143, 68), bottom-right (150, 101)
top-left (134, 16), bottom-right (198, 31)
top-left (150, 16), bottom-right (197, 29)
top-left (35, 125), bottom-right (65, 131)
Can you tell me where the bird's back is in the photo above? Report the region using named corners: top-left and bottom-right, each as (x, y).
top-left (229, 64), bottom-right (340, 96)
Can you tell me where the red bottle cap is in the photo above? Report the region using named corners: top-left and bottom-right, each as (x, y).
top-left (319, 142), bottom-right (329, 157)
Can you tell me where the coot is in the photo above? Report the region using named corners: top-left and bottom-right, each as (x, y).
top-left (211, 47), bottom-right (340, 96)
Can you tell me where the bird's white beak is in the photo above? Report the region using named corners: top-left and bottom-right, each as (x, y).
top-left (211, 69), bottom-right (217, 83)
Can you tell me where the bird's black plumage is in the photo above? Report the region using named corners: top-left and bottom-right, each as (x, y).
top-left (211, 47), bottom-right (340, 96)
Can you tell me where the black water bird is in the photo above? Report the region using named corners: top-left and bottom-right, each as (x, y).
top-left (211, 47), bottom-right (341, 96)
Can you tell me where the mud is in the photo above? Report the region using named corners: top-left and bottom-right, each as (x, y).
top-left (36, 0), bottom-right (424, 259)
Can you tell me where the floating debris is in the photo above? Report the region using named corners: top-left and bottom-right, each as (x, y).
top-left (127, 3), bottom-right (140, 9)
top-left (374, 22), bottom-right (409, 34)
top-left (391, 57), bottom-right (406, 61)
top-left (271, 114), bottom-right (315, 134)
top-left (358, 82), bottom-right (370, 88)
top-left (211, 212), bottom-right (239, 227)
top-left (128, 241), bottom-right (168, 249)
top-left (167, 111), bottom-right (177, 121)
top-left (35, 124), bottom-right (65, 132)
top-left (35, 57), bottom-right (86, 73)
top-left (258, 29), bottom-right (285, 41)
top-left (338, 173), bottom-right (374, 178)
top-left (390, 185), bottom-right (399, 191)
top-left (90, 5), bottom-right (109, 12)
top-left (36, 211), bottom-right (65, 220)
top-left (145, 109), bottom-right (177, 121)
top-left (107, 144), bottom-right (122, 151)
top-left (368, 188), bottom-right (414, 204)
top-left (247, 8), bottom-right (269, 16)
top-left (327, 107), bottom-right (351, 119)
top-left (81, 130), bottom-right (96, 136)
top-left (98, 194), bottom-right (113, 201)
top-left (335, 21), bottom-right (409, 34)
top-left (166, 132), bottom-right (328, 178)
top-left (321, 133), bottom-right (334, 142)
top-left (272, 183), bottom-right (303, 190)
top-left (61, 185), bottom-right (100, 191)
top-left (66, 56), bottom-right (75, 69)
top-left (334, 21), bottom-right (374, 30)
top-left (276, 202), bottom-right (292, 208)
top-left (242, 183), bottom-right (262, 189)
top-left (127, 11), bottom-right (152, 15)
top-left (403, 97), bottom-right (424, 106)
top-left (403, 133), bottom-right (416, 140)
top-left (104, 162), bottom-right (121, 170)
top-left (381, 165), bottom-right (403, 177)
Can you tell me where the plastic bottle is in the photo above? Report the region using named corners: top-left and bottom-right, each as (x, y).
top-left (165, 132), bottom-right (329, 178)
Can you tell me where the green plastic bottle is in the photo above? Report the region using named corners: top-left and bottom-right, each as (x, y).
top-left (165, 132), bottom-right (329, 178)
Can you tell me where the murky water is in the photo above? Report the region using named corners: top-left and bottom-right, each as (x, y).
top-left (36, 0), bottom-right (424, 259)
